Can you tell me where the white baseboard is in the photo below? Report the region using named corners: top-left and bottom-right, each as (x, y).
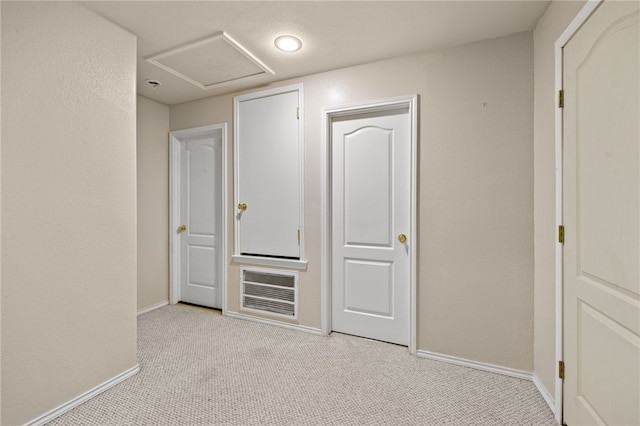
top-left (25, 365), bottom-right (140, 426)
top-left (533, 374), bottom-right (556, 416)
top-left (416, 349), bottom-right (533, 381)
top-left (225, 311), bottom-right (323, 335)
top-left (137, 300), bottom-right (169, 316)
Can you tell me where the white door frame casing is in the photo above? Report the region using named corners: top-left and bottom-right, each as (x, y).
top-left (321, 95), bottom-right (419, 354)
top-left (169, 123), bottom-right (228, 313)
top-left (554, 0), bottom-right (602, 422)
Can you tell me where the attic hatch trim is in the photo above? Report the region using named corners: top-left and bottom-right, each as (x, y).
top-left (144, 31), bottom-right (274, 90)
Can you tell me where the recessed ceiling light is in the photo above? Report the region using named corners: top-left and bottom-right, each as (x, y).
top-left (274, 35), bottom-right (302, 52)
top-left (145, 79), bottom-right (162, 89)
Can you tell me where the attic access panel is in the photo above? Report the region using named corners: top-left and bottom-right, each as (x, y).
top-left (145, 32), bottom-right (273, 90)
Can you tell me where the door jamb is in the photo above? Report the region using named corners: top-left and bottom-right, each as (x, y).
top-left (320, 95), bottom-right (419, 354)
top-left (554, 1), bottom-right (602, 422)
top-left (169, 123), bottom-right (228, 314)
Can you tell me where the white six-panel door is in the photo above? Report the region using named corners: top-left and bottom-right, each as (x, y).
top-left (331, 108), bottom-right (411, 345)
top-left (562, 1), bottom-right (639, 424)
top-left (179, 134), bottom-right (222, 309)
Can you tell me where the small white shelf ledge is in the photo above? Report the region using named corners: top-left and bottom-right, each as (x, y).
top-left (232, 255), bottom-right (308, 270)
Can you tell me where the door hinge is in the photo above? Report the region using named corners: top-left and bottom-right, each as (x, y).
top-left (296, 107), bottom-right (300, 119)
top-left (558, 90), bottom-right (564, 108)
top-left (297, 229), bottom-right (300, 243)
top-left (559, 225), bottom-right (565, 245)
top-left (559, 360), bottom-right (565, 379)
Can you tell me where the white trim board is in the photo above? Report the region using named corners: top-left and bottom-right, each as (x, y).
top-left (24, 365), bottom-right (140, 426)
top-left (419, 351), bottom-right (558, 415)
top-left (321, 94), bottom-right (419, 355)
top-left (553, 1), bottom-right (602, 423)
top-left (169, 123), bottom-right (228, 314)
top-left (533, 373), bottom-right (556, 417)
top-left (231, 254), bottom-right (308, 270)
top-left (416, 350), bottom-right (532, 381)
top-left (225, 311), bottom-right (323, 336)
top-left (137, 300), bottom-right (169, 316)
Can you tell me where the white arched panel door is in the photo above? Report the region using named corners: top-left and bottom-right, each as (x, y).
top-left (178, 134), bottom-right (223, 309)
top-left (562, 1), bottom-right (639, 424)
top-left (331, 108), bottom-right (411, 346)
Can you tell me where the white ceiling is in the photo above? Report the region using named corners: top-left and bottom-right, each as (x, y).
top-left (84, 1), bottom-right (550, 106)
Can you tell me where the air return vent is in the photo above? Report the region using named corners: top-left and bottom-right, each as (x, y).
top-left (241, 268), bottom-right (297, 318)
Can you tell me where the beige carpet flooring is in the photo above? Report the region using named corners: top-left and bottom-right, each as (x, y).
top-left (49, 304), bottom-right (556, 425)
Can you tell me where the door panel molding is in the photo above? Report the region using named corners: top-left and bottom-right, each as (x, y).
top-left (321, 95), bottom-right (418, 354)
top-left (169, 123), bottom-right (228, 313)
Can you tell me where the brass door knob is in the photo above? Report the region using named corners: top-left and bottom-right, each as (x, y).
top-left (238, 203), bottom-right (248, 211)
top-left (398, 233), bottom-right (407, 243)
top-left (177, 225), bottom-right (187, 233)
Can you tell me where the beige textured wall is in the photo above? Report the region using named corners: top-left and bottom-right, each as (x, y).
top-left (171, 31), bottom-right (534, 371)
top-left (137, 95), bottom-right (170, 312)
top-left (415, 32), bottom-right (533, 370)
top-left (1, 3), bottom-right (138, 424)
top-left (532, 0), bottom-right (585, 401)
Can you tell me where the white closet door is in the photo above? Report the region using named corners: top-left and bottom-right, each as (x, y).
top-left (236, 87), bottom-right (301, 259)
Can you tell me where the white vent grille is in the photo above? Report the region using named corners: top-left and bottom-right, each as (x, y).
top-left (241, 268), bottom-right (297, 318)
